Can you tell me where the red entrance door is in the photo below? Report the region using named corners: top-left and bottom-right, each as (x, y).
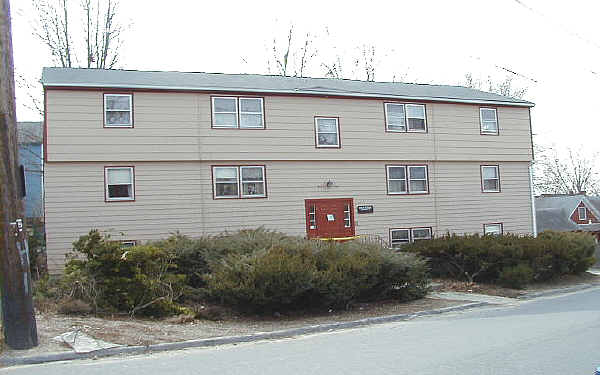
top-left (305, 198), bottom-right (355, 239)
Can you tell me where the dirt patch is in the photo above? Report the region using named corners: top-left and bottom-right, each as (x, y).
top-left (433, 271), bottom-right (600, 298)
top-left (0, 297), bottom-right (467, 360)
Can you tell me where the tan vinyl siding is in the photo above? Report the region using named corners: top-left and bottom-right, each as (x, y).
top-left (45, 90), bottom-right (533, 163)
top-left (45, 160), bottom-right (533, 272)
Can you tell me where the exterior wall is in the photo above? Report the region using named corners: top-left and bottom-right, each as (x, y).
top-left (45, 160), bottom-right (534, 272)
top-left (18, 143), bottom-right (43, 218)
top-left (570, 201), bottom-right (599, 224)
top-left (45, 90), bottom-right (533, 163)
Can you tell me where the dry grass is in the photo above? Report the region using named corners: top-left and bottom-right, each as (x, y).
top-left (434, 271), bottom-right (600, 298)
top-left (1, 297), bottom-right (468, 359)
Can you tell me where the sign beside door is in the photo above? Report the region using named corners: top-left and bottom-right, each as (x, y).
top-left (305, 198), bottom-right (355, 239)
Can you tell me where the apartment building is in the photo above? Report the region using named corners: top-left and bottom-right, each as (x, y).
top-left (41, 67), bottom-right (535, 271)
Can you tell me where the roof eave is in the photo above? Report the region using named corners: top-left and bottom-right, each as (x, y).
top-left (41, 82), bottom-right (535, 107)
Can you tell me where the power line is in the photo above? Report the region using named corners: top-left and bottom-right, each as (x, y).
top-left (512, 0), bottom-right (600, 50)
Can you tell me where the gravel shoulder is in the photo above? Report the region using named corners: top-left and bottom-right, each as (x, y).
top-left (433, 271), bottom-right (600, 298)
top-left (0, 297), bottom-right (467, 360)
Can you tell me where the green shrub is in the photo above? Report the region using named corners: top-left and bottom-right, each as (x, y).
top-left (498, 263), bottom-right (533, 289)
top-left (64, 230), bottom-right (187, 317)
top-left (204, 233), bottom-right (429, 312)
top-left (403, 230), bottom-right (596, 287)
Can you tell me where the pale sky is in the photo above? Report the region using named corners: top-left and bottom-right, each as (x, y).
top-left (9, 0), bottom-right (600, 152)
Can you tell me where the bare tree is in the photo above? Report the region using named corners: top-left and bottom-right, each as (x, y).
top-left (32, 0), bottom-right (125, 69)
top-left (357, 44), bottom-right (376, 81)
top-left (534, 145), bottom-right (600, 195)
top-left (322, 55), bottom-right (345, 79)
top-left (268, 25), bottom-right (317, 78)
top-left (463, 73), bottom-right (527, 99)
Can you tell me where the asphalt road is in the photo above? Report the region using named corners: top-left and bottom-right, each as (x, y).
top-left (3, 287), bottom-right (600, 375)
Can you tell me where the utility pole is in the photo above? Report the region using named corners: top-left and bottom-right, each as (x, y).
top-left (0, 0), bottom-right (38, 349)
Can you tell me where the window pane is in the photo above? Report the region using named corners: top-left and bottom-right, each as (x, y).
top-left (412, 228), bottom-right (431, 240)
top-left (318, 133), bottom-right (338, 146)
top-left (240, 98), bottom-right (262, 113)
top-left (406, 104), bottom-right (425, 119)
top-left (481, 109), bottom-right (497, 121)
top-left (216, 183), bottom-right (238, 197)
top-left (483, 167), bottom-right (498, 179)
top-left (107, 168), bottom-right (132, 185)
top-left (409, 166), bottom-right (426, 179)
top-left (240, 113), bottom-right (263, 128)
top-left (389, 180), bottom-right (407, 193)
top-left (242, 182), bottom-right (264, 196)
top-left (410, 180), bottom-right (427, 192)
top-left (482, 120), bottom-right (498, 132)
top-left (241, 167), bottom-right (263, 181)
top-left (407, 118), bottom-right (426, 131)
top-left (484, 179), bottom-right (499, 191)
top-left (213, 97), bottom-right (237, 112)
top-left (215, 167), bottom-right (238, 181)
top-left (106, 111), bottom-right (131, 126)
top-left (391, 230), bottom-right (409, 241)
top-left (484, 224), bottom-right (501, 235)
top-left (108, 184), bottom-right (132, 198)
top-left (386, 104), bottom-right (406, 130)
top-left (106, 95), bottom-right (130, 110)
top-left (388, 166), bottom-right (406, 180)
top-left (317, 118), bottom-right (338, 132)
top-left (214, 113), bottom-right (238, 127)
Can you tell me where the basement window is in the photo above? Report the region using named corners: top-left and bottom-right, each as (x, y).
top-left (484, 223), bottom-right (503, 235)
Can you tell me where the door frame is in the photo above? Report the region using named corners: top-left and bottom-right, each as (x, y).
top-left (304, 198), bottom-right (355, 239)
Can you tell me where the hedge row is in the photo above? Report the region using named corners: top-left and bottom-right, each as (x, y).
top-left (402, 230), bottom-right (596, 288)
top-left (60, 229), bottom-right (429, 315)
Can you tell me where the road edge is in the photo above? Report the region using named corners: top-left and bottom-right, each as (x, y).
top-left (0, 301), bottom-right (489, 368)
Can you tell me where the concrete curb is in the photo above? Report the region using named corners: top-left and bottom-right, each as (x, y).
top-left (517, 283), bottom-right (600, 300)
top-left (0, 301), bottom-right (489, 368)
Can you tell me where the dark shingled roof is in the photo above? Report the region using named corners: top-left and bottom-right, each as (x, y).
top-left (41, 67), bottom-right (534, 107)
top-left (535, 194), bottom-right (600, 233)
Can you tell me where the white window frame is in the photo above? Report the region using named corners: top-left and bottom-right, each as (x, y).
top-left (213, 166), bottom-right (240, 199)
top-left (387, 165), bottom-right (428, 195)
top-left (343, 203), bottom-right (352, 228)
top-left (411, 227), bottom-right (432, 241)
top-left (240, 165), bottom-right (266, 198)
top-left (387, 165), bottom-right (408, 195)
top-left (481, 165), bottom-right (500, 193)
top-left (211, 97), bottom-right (239, 128)
top-left (390, 229), bottom-right (411, 247)
top-left (213, 165), bottom-right (267, 199)
top-left (104, 94), bottom-right (132, 128)
top-left (314, 117), bottom-right (340, 148)
top-left (406, 104), bottom-right (427, 132)
top-left (578, 207), bottom-right (587, 221)
top-left (384, 103), bottom-right (406, 132)
top-left (408, 166), bottom-right (429, 194)
top-left (384, 103), bottom-right (427, 133)
top-left (480, 108), bottom-right (498, 135)
top-left (483, 223), bottom-right (503, 236)
top-left (239, 97), bottom-right (265, 129)
top-left (105, 167), bottom-right (134, 201)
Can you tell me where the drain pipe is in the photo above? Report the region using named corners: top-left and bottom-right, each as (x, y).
top-left (529, 162), bottom-right (537, 237)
